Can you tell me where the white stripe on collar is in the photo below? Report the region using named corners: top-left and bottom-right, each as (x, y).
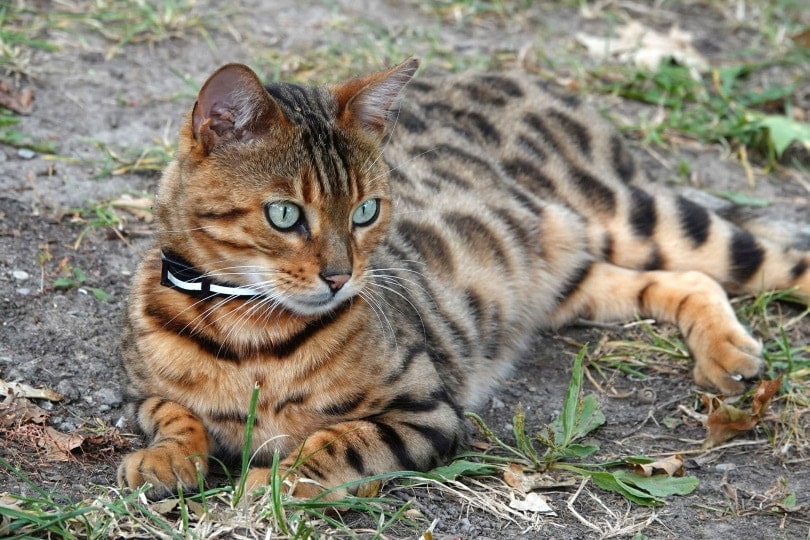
top-left (163, 266), bottom-right (265, 297)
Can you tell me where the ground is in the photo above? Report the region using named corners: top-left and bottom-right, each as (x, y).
top-left (0, 1), bottom-right (809, 538)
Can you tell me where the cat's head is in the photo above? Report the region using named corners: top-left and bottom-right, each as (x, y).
top-left (154, 59), bottom-right (418, 316)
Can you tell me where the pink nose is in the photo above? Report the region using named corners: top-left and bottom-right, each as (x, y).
top-left (322, 273), bottom-right (351, 291)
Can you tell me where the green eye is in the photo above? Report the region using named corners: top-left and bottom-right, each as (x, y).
top-left (266, 201), bottom-right (302, 231)
top-left (352, 199), bottom-right (379, 226)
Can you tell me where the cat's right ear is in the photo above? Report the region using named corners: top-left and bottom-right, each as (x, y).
top-left (192, 63), bottom-right (283, 155)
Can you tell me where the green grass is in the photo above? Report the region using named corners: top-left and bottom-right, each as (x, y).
top-left (0, 0), bottom-right (213, 71)
top-left (0, 108), bottom-right (56, 153)
top-left (590, 53), bottom-right (810, 162)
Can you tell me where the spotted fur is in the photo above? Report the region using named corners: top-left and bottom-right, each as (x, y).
top-left (118, 59), bottom-right (810, 498)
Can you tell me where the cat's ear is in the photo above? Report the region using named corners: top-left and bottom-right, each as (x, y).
top-left (334, 57), bottom-right (419, 136)
top-left (192, 63), bottom-right (283, 155)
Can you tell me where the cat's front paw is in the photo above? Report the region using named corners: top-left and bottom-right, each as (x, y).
top-left (689, 326), bottom-right (763, 395)
top-left (117, 447), bottom-right (207, 496)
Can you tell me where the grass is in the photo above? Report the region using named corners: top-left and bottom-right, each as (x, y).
top-left (0, 0), bottom-right (213, 73)
top-left (0, 346), bottom-right (707, 538)
top-left (589, 52), bottom-right (810, 163)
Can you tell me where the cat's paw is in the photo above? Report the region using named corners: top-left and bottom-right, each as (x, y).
top-left (689, 325), bottom-right (763, 395)
top-left (117, 447), bottom-right (207, 495)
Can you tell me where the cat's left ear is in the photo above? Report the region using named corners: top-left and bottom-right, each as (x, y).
top-left (333, 57), bottom-right (419, 136)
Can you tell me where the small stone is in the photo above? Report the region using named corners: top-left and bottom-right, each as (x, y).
top-left (491, 396), bottom-right (506, 410)
top-left (715, 463), bottom-right (736, 473)
top-left (17, 148), bottom-right (36, 159)
top-left (17, 288), bottom-right (30, 295)
top-left (58, 420), bottom-right (78, 432)
top-left (55, 380), bottom-right (79, 400)
top-left (93, 387), bottom-right (121, 407)
top-left (12, 270), bottom-right (30, 281)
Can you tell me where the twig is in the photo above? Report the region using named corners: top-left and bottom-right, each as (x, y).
top-left (566, 477), bottom-right (601, 533)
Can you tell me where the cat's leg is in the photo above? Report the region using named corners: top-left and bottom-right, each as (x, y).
top-left (245, 412), bottom-right (461, 500)
top-left (117, 396), bottom-right (210, 494)
top-left (549, 262), bottom-right (763, 394)
top-left (605, 189), bottom-right (810, 302)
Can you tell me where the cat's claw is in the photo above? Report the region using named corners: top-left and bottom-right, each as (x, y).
top-left (117, 447), bottom-right (206, 496)
top-left (690, 332), bottom-right (763, 395)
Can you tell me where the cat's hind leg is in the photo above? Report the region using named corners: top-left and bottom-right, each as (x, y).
top-left (549, 262), bottom-right (763, 394)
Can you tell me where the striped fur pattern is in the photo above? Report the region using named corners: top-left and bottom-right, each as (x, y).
top-left (118, 59), bottom-right (810, 498)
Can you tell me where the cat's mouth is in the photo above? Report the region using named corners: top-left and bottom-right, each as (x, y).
top-left (281, 286), bottom-right (356, 317)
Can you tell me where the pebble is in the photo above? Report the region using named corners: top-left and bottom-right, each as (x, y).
top-left (17, 288), bottom-right (30, 296)
top-left (17, 148), bottom-right (36, 159)
top-left (715, 463), bottom-right (736, 472)
top-left (12, 270), bottom-right (30, 281)
top-left (93, 387), bottom-right (121, 407)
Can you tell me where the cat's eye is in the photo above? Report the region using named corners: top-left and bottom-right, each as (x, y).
top-left (266, 201), bottom-right (302, 231)
top-left (352, 199), bottom-right (379, 227)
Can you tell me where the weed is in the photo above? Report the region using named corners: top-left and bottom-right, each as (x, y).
top-left (53, 263), bottom-right (110, 301)
top-left (466, 347), bottom-right (699, 507)
top-left (0, 108), bottom-right (56, 153)
top-left (591, 53), bottom-right (810, 162)
top-left (89, 140), bottom-right (175, 178)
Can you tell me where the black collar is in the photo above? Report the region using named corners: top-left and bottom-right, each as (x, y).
top-left (160, 251), bottom-right (265, 299)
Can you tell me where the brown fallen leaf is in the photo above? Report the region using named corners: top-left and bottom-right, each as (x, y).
top-left (701, 377), bottom-right (781, 449)
top-left (633, 454), bottom-right (685, 477)
top-left (39, 426), bottom-right (85, 462)
top-left (751, 377), bottom-right (781, 417)
top-left (791, 28), bottom-right (810, 48)
top-left (0, 79), bottom-right (34, 114)
top-left (503, 463), bottom-right (577, 492)
top-left (0, 396), bottom-right (49, 427)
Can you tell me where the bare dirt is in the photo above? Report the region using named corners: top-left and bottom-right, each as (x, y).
top-left (1, 1), bottom-right (809, 538)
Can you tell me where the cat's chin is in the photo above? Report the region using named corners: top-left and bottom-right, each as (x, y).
top-left (282, 293), bottom-right (353, 318)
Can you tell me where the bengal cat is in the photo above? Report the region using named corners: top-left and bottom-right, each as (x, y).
top-left (118, 58), bottom-right (810, 499)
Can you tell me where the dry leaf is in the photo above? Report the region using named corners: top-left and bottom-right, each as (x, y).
top-left (503, 463), bottom-right (577, 492)
top-left (576, 21), bottom-right (708, 78)
top-left (470, 440), bottom-right (490, 451)
top-left (633, 454), bottom-right (685, 477)
top-left (0, 379), bottom-right (63, 401)
top-left (0, 396), bottom-right (49, 427)
top-left (39, 426), bottom-right (85, 461)
top-left (791, 28), bottom-right (810, 48)
top-left (355, 478), bottom-right (381, 498)
top-left (751, 377), bottom-right (781, 417)
top-left (0, 79), bottom-right (34, 114)
top-left (150, 499), bottom-right (179, 515)
top-left (701, 377), bottom-right (781, 449)
top-left (109, 195), bottom-right (154, 223)
top-left (508, 492), bottom-right (555, 514)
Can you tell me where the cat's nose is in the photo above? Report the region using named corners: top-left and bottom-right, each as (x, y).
top-left (321, 272), bottom-right (351, 292)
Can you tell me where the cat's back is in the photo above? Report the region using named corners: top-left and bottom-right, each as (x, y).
top-left (386, 70), bottom-right (644, 207)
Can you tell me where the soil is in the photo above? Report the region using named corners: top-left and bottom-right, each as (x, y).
top-left (1, 1), bottom-right (808, 538)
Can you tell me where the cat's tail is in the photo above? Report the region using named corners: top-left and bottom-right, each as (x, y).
top-left (597, 186), bottom-right (810, 303)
